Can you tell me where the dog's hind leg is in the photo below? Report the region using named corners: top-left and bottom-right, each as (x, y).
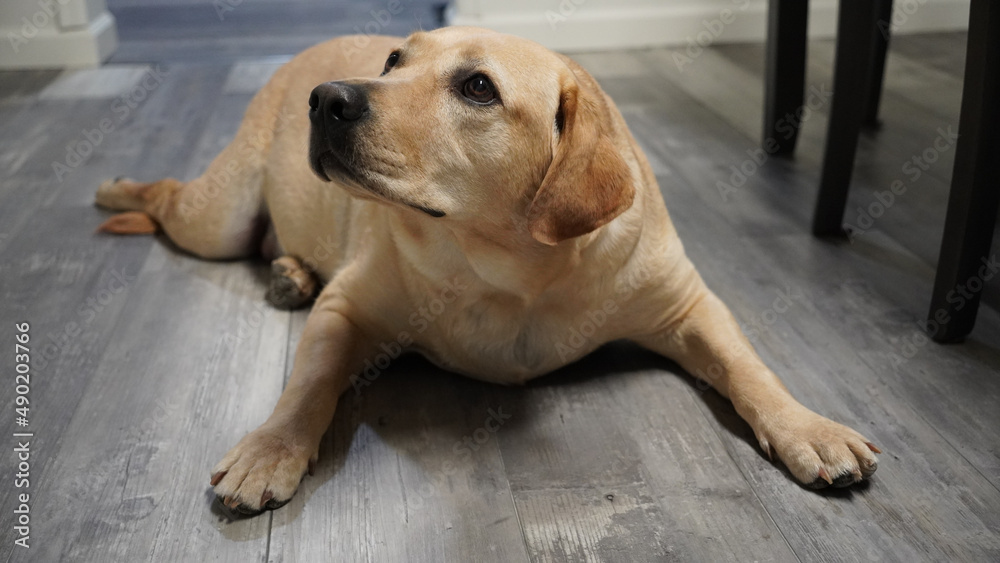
top-left (96, 170), bottom-right (266, 260)
top-left (96, 77), bottom-right (286, 260)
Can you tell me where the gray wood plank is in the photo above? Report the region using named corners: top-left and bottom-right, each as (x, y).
top-left (0, 206), bottom-right (154, 558)
top-left (268, 360), bottom-right (531, 562)
top-left (673, 219), bottom-right (1000, 561)
top-left (0, 60), bottom-right (272, 561)
top-left (3, 248), bottom-right (284, 562)
top-left (627, 101), bottom-right (1000, 560)
top-left (771, 231), bottom-right (1000, 484)
top-left (496, 349), bottom-right (798, 562)
top-left (890, 33), bottom-right (969, 78)
top-left (0, 64), bottom-right (228, 560)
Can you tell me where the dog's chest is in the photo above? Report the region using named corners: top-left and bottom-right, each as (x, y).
top-left (390, 232), bottom-right (623, 384)
top-left (410, 280), bottom-right (602, 384)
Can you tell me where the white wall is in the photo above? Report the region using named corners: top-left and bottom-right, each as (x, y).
top-left (0, 0), bottom-right (118, 68)
top-left (447, 0), bottom-right (971, 52)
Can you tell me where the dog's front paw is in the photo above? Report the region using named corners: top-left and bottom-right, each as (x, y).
top-left (756, 406), bottom-right (881, 489)
top-left (210, 426), bottom-right (317, 516)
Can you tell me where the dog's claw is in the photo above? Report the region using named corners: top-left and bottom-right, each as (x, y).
top-left (232, 494), bottom-right (291, 516)
top-left (817, 467), bottom-right (834, 486)
top-left (210, 471), bottom-right (226, 486)
top-left (866, 441), bottom-right (882, 454)
top-left (758, 437), bottom-right (772, 461)
top-left (831, 471), bottom-right (858, 488)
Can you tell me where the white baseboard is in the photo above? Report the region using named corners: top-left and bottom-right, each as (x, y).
top-left (447, 0), bottom-right (971, 52)
top-left (0, 11), bottom-right (118, 69)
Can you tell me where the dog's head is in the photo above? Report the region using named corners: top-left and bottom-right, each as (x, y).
top-left (308, 27), bottom-right (635, 245)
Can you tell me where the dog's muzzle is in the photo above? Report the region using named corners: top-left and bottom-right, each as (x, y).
top-left (305, 81), bottom-right (446, 218)
top-left (308, 81), bottom-right (370, 181)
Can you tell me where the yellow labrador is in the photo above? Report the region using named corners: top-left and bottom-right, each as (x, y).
top-left (95, 26), bottom-right (879, 515)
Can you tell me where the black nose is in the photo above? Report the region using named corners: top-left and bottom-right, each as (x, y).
top-left (309, 82), bottom-right (369, 125)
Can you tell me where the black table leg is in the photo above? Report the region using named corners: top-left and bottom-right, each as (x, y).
top-left (863, 0), bottom-right (893, 127)
top-left (763, 0), bottom-right (808, 155)
top-left (927, 0), bottom-right (1000, 343)
top-left (812, 0), bottom-right (882, 237)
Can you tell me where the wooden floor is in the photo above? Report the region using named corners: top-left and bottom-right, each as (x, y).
top-left (1, 13), bottom-right (999, 563)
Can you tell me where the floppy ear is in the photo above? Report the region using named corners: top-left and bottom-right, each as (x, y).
top-left (527, 63), bottom-right (635, 245)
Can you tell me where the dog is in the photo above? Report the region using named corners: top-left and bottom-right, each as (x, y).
top-left (95, 26), bottom-right (880, 515)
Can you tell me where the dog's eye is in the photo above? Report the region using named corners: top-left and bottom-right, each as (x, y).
top-left (462, 74), bottom-right (496, 104)
top-left (381, 51), bottom-right (400, 76)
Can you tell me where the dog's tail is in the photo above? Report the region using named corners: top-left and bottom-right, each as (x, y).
top-left (95, 177), bottom-right (160, 234)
